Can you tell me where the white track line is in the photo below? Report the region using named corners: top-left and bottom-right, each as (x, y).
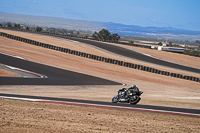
top-left (0, 52), bottom-right (26, 60)
top-left (0, 96), bottom-right (41, 102)
top-left (1, 96), bottom-right (200, 118)
top-left (1, 52), bottom-right (47, 78)
top-left (5, 65), bottom-right (47, 78)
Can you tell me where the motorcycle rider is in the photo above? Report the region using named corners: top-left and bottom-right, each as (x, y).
top-left (112, 84), bottom-right (142, 104)
top-left (124, 84), bottom-right (139, 99)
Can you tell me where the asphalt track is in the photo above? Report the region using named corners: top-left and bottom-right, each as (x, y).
top-left (0, 93), bottom-right (199, 117)
top-left (0, 53), bottom-right (121, 85)
top-left (60, 35), bottom-right (200, 74)
top-left (1, 33), bottom-right (200, 117)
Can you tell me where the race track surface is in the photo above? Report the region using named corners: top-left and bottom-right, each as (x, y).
top-left (61, 36), bottom-right (200, 73)
top-left (0, 53), bottom-right (121, 85)
top-left (0, 93), bottom-right (199, 117)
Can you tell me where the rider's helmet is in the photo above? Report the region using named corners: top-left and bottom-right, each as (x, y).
top-left (131, 84), bottom-right (136, 89)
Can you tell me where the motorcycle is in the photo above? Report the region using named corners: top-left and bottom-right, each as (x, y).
top-left (112, 88), bottom-right (143, 105)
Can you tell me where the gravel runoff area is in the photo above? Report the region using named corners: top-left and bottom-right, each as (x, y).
top-left (0, 29), bottom-right (200, 132)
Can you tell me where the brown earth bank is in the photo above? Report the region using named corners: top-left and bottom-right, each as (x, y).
top-left (0, 99), bottom-right (200, 133)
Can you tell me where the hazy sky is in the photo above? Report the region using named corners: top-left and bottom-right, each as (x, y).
top-left (0, 0), bottom-right (200, 31)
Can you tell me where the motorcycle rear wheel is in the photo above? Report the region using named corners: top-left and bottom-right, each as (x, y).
top-left (129, 95), bottom-right (141, 105)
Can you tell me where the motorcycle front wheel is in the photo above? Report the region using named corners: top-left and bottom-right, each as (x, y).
top-left (129, 95), bottom-right (141, 105)
top-left (112, 96), bottom-right (118, 103)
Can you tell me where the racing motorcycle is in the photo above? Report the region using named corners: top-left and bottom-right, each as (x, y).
top-left (112, 88), bottom-right (143, 105)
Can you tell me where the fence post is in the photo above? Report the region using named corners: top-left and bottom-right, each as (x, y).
top-left (86, 54), bottom-right (91, 58)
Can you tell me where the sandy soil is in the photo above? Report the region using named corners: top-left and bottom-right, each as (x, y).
top-left (1, 99), bottom-right (200, 133)
top-left (0, 29), bottom-right (200, 132)
top-left (0, 68), bottom-right (20, 77)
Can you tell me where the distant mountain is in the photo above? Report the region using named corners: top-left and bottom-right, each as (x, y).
top-left (104, 22), bottom-right (200, 35)
top-left (102, 22), bottom-right (200, 41)
top-left (0, 12), bottom-right (200, 41)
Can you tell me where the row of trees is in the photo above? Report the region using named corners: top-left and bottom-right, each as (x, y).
top-left (0, 22), bottom-right (91, 36)
top-left (195, 40), bottom-right (200, 44)
top-left (45, 27), bottom-right (81, 36)
top-left (0, 22), bottom-right (43, 32)
top-left (92, 29), bottom-right (120, 41)
top-left (1, 23), bottom-right (119, 41)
